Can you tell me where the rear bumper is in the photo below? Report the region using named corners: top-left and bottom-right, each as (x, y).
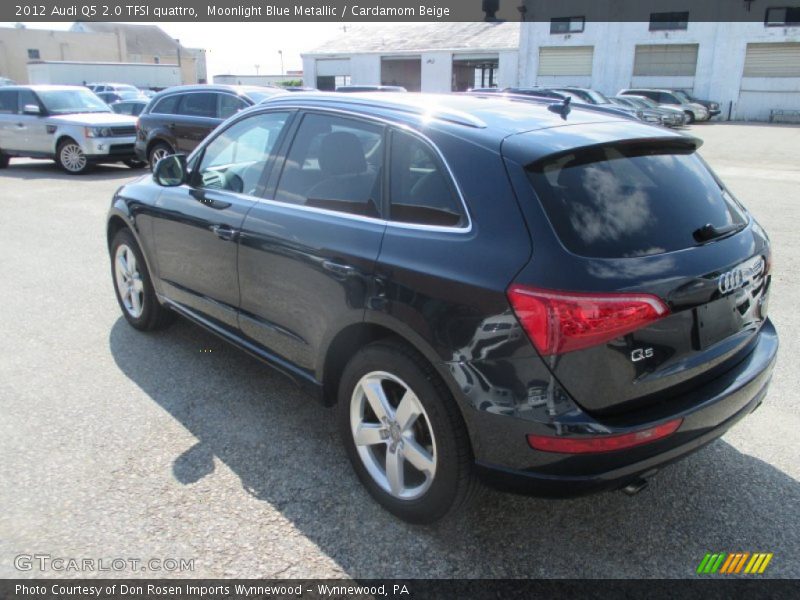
top-left (469, 319), bottom-right (778, 497)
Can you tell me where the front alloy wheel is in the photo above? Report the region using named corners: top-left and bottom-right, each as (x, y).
top-left (114, 243), bottom-right (144, 319)
top-left (109, 228), bottom-right (175, 331)
top-left (57, 140), bottom-right (90, 174)
top-left (350, 371), bottom-right (437, 500)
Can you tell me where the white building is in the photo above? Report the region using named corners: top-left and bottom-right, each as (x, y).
top-left (302, 22), bottom-right (520, 92)
top-left (518, 3), bottom-right (800, 121)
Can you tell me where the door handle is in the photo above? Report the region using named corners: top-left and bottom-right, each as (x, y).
top-left (210, 224), bottom-right (238, 241)
top-left (323, 260), bottom-right (356, 276)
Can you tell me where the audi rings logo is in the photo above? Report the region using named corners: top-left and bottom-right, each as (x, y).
top-left (718, 268), bottom-right (745, 295)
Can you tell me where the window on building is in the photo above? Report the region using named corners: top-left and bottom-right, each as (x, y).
top-left (765, 6), bottom-right (800, 26)
top-left (649, 12), bottom-right (690, 31)
top-left (335, 75), bottom-right (352, 88)
top-left (27, 49), bottom-right (40, 60)
top-left (274, 113), bottom-right (384, 217)
top-left (389, 130), bottom-right (465, 227)
top-left (550, 17), bottom-right (585, 34)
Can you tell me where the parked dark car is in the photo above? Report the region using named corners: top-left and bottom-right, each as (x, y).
top-left (110, 99), bottom-right (149, 117)
top-left (108, 93), bottom-right (776, 523)
top-left (336, 85), bottom-right (407, 93)
top-left (134, 84), bottom-right (285, 166)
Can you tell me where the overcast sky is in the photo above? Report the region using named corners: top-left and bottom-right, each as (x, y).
top-left (12, 22), bottom-right (358, 78)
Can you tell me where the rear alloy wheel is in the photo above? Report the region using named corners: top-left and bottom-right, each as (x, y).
top-left (56, 139), bottom-right (91, 174)
top-left (148, 143), bottom-right (173, 170)
top-left (338, 341), bottom-right (478, 523)
top-left (110, 229), bottom-right (175, 331)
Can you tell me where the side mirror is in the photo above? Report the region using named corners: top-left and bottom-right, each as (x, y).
top-left (22, 104), bottom-right (41, 115)
top-left (153, 154), bottom-right (187, 187)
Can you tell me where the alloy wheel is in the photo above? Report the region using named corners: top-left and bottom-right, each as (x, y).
top-left (114, 244), bottom-right (145, 318)
top-left (150, 147), bottom-right (170, 166)
top-left (350, 371), bottom-right (437, 500)
top-left (60, 143), bottom-right (87, 172)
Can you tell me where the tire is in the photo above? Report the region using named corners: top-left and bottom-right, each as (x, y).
top-left (0, 151), bottom-right (9, 169)
top-left (337, 340), bottom-right (478, 524)
top-left (148, 142), bottom-right (173, 170)
top-left (123, 159), bottom-right (147, 169)
top-left (110, 228), bottom-right (175, 331)
top-left (684, 111), bottom-right (695, 124)
top-left (56, 138), bottom-right (92, 174)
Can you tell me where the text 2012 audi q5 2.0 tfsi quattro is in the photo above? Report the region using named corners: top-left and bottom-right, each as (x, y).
top-left (107, 93), bottom-right (777, 523)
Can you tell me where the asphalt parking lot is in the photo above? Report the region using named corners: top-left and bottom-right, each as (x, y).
top-left (0, 122), bottom-right (798, 579)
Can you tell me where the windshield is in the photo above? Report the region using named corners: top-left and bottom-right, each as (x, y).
top-left (635, 96), bottom-right (659, 109)
top-left (673, 90), bottom-right (692, 103)
top-left (38, 89), bottom-right (110, 114)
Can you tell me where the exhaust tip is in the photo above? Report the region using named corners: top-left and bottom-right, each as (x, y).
top-left (622, 478), bottom-right (649, 496)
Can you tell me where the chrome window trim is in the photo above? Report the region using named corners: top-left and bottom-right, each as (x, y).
top-left (247, 103), bottom-right (473, 234)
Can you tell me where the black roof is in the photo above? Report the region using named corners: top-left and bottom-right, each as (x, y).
top-left (260, 92), bottom-right (685, 158)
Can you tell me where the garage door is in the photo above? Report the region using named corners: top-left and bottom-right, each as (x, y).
top-left (538, 46), bottom-right (594, 76)
top-left (316, 59), bottom-right (350, 77)
top-left (633, 44), bottom-right (698, 76)
top-left (743, 43), bottom-right (800, 77)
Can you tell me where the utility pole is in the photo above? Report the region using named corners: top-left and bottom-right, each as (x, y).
top-left (278, 50), bottom-right (284, 75)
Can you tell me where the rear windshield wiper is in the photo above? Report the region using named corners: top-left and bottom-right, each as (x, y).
top-left (693, 222), bottom-right (742, 243)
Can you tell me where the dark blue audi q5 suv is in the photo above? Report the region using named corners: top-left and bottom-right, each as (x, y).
top-left (107, 92), bottom-right (777, 523)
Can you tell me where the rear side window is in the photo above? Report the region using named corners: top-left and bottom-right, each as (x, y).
top-left (274, 113), bottom-right (384, 217)
top-left (151, 95), bottom-right (180, 115)
top-left (0, 90), bottom-right (17, 114)
top-left (180, 93), bottom-right (218, 118)
top-left (389, 130), bottom-right (465, 227)
top-left (526, 144), bottom-right (747, 258)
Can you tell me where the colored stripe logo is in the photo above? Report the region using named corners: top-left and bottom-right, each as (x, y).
top-left (697, 552), bottom-right (773, 574)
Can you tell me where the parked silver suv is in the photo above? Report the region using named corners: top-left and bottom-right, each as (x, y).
top-left (0, 85), bottom-right (142, 174)
top-left (619, 88), bottom-right (710, 123)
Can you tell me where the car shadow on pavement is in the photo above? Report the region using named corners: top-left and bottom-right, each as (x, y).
top-left (109, 317), bottom-right (799, 578)
top-left (1, 160), bottom-right (146, 181)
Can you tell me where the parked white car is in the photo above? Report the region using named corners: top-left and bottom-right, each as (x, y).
top-left (618, 88), bottom-right (710, 123)
top-left (0, 85), bottom-right (143, 174)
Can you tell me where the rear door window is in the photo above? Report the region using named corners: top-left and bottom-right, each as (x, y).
top-left (0, 90), bottom-right (18, 114)
top-left (273, 112), bottom-right (384, 217)
top-left (526, 143), bottom-right (747, 258)
top-left (180, 93), bottom-right (218, 118)
top-left (152, 95), bottom-right (180, 115)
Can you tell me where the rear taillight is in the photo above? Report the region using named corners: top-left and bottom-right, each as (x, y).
top-left (507, 285), bottom-right (669, 356)
top-left (527, 418), bottom-right (682, 454)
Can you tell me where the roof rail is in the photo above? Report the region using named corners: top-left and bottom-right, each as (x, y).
top-left (264, 93), bottom-right (488, 129)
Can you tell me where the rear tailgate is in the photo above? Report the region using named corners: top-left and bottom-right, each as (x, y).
top-left (502, 123), bottom-right (772, 416)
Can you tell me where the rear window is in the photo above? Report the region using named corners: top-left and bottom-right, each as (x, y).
top-left (526, 143), bottom-right (747, 258)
